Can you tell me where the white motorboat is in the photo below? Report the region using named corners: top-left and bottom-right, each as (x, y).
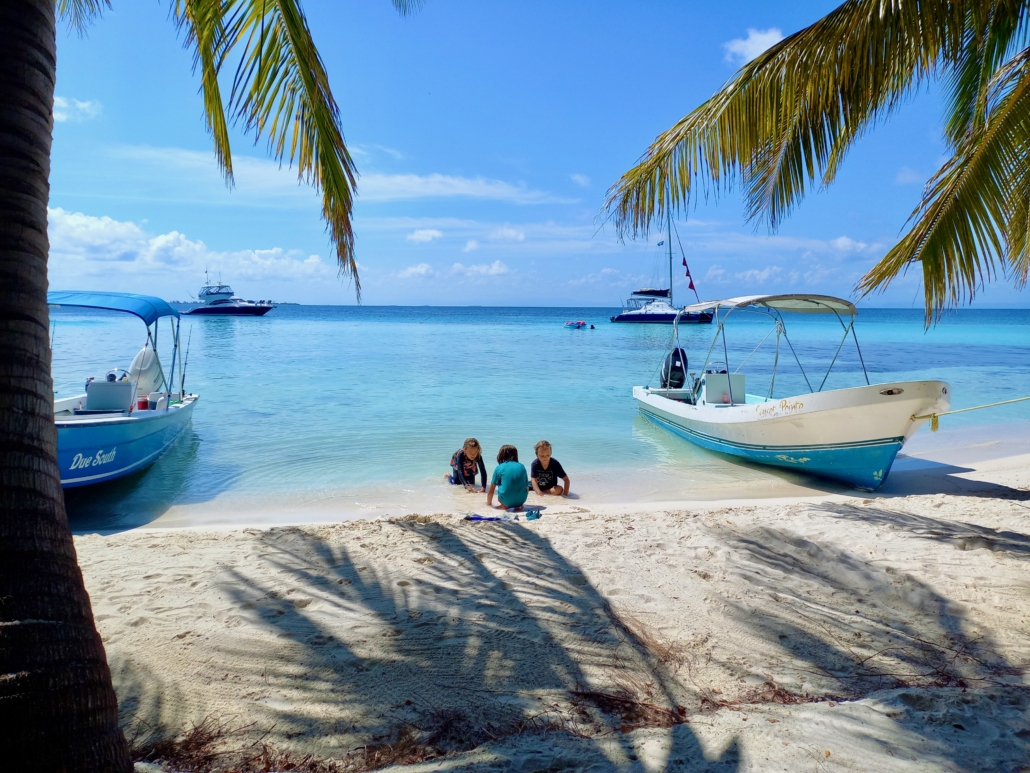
top-left (48, 291), bottom-right (199, 487)
top-left (184, 273), bottom-right (275, 316)
top-left (633, 294), bottom-right (950, 489)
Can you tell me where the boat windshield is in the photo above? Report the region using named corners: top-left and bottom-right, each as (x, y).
top-left (200, 284), bottom-right (234, 297)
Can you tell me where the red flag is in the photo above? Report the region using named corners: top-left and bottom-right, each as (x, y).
top-left (682, 258), bottom-right (687, 267)
top-left (688, 278), bottom-right (695, 290)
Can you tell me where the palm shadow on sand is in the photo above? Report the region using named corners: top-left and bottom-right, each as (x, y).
top-left (194, 521), bottom-right (738, 770)
top-left (111, 511), bottom-right (1029, 771)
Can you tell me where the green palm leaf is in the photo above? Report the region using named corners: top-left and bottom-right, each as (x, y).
top-left (604, 0), bottom-right (1030, 320)
top-left (860, 47), bottom-right (1030, 319)
top-left (57, 0), bottom-right (109, 31)
top-left (176, 0), bottom-right (361, 294)
top-left (605, 0), bottom-right (970, 237)
top-left (63, 0), bottom-right (424, 298)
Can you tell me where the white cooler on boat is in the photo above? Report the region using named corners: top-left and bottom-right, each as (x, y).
top-left (84, 380), bottom-right (135, 412)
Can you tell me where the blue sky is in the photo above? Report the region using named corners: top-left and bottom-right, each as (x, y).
top-left (47, 0), bottom-right (1029, 307)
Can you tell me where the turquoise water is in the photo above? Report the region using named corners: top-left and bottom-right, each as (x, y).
top-left (51, 306), bottom-right (1030, 525)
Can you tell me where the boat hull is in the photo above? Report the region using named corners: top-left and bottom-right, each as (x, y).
top-left (634, 381), bottom-right (949, 489)
top-left (611, 311), bottom-right (713, 324)
top-left (56, 396), bottom-right (198, 487)
top-left (184, 305), bottom-right (273, 316)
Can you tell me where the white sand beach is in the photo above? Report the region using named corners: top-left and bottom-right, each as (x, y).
top-left (75, 441), bottom-right (1030, 772)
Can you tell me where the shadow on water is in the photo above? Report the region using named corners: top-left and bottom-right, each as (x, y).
top-left (65, 426), bottom-right (237, 534)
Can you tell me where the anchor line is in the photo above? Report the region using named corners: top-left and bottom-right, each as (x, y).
top-left (912, 395), bottom-right (1030, 432)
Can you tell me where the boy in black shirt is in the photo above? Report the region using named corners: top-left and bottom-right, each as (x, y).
top-left (530, 440), bottom-right (570, 497)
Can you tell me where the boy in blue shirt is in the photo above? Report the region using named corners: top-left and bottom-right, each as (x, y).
top-left (486, 444), bottom-right (529, 510)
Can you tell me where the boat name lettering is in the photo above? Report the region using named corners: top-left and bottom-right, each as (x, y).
top-left (754, 399), bottom-right (805, 418)
top-left (70, 448), bottom-right (117, 470)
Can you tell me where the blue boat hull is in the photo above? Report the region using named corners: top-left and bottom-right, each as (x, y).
top-left (57, 399), bottom-right (197, 487)
top-left (611, 312), bottom-right (713, 324)
top-left (641, 408), bottom-right (903, 490)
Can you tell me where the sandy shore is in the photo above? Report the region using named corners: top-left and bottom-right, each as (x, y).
top-left (76, 450), bottom-right (1030, 772)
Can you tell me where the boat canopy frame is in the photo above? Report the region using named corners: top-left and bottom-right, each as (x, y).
top-left (47, 291), bottom-right (187, 400)
top-left (662, 294), bottom-right (870, 403)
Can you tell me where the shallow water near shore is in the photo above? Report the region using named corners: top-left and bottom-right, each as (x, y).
top-left (51, 305), bottom-right (1030, 531)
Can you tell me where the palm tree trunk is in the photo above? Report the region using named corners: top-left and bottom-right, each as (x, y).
top-left (0, 2), bottom-right (131, 770)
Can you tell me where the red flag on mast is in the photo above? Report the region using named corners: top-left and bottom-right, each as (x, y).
top-left (682, 257), bottom-right (695, 290)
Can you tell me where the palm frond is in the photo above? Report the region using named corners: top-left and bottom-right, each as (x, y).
top-left (175, 0), bottom-right (234, 184)
top-left (604, 0), bottom-right (972, 239)
top-left (177, 0), bottom-right (397, 297)
top-left (392, 0), bottom-right (426, 16)
top-left (859, 48), bottom-right (1030, 321)
top-left (1006, 159), bottom-right (1030, 286)
top-left (56, 0), bottom-right (109, 32)
top-left (943, 0), bottom-right (1028, 147)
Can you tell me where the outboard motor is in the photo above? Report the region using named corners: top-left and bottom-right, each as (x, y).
top-left (129, 347), bottom-right (165, 395)
top-left (660, 347), bottom-right (688, 389)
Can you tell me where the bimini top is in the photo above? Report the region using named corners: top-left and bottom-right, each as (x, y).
top-left (679, 294), bottom-right (856, 316)
top-left (47, 291), bottom-right (179, 325)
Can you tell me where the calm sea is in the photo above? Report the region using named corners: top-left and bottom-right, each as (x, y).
top-left (51, 305), bottom-right (1030, 529)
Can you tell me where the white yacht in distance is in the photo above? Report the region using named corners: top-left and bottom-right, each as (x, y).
top-left (184, 274), bottom-right (275, 316)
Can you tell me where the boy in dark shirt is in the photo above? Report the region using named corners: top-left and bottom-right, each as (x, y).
top-left (447, 438), bottom-right (487, 492)
top-left (530, 440), bottom-right (570, 497)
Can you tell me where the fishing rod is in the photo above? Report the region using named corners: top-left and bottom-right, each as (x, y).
top-left (179, 325), bottom-right (193, 396)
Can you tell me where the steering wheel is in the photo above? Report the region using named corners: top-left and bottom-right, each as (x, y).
top-left (106, 368), bottom-right (131, 382)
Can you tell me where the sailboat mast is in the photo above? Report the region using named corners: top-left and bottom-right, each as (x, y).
top-left (667, 207), bottom-right (674, 308)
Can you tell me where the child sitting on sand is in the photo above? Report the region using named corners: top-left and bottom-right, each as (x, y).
top-left (530, 440), bottom-right (571, 497)
top-left (486, 445), bottom-right (529, 510)
top-left (447, 437), bottom-right (487, 492)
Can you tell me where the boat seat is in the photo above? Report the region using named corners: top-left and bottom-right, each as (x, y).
top-left (85, 380), bottom-right (135, 412)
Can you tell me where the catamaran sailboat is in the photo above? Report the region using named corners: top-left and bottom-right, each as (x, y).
top-left (633, 294), bottom-right (949, 490)
top-left (48, 291), bottom-right (199, 487)
top-left (611, 211), bottom-right (712, 324)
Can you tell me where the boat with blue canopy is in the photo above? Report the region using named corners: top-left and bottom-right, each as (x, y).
top-left (48, 291), bottom-right (199, 488)
top-left (633, 294), bottom-right (950, 489)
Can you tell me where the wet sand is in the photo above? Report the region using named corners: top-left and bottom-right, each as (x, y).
top-left (74, 431), bottom-right (1030, 772)
top-left (69, 421), bottom-right (1030, 534)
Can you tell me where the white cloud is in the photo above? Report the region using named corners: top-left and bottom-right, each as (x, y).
top-left (371, 144), bottom-right (404, 160)
top-left (406, 228), bottom-right (443, 242)
top-left (570, 173), bottom-right (591, 187)
top-left (398, 263), bottom-right (434, 278)
top-left (109, 146), bottom-right (576, 206)
top-left (705, 265), bottom-right (727, 281)
top-left (463, 240), bottom-right (480, 252)
top-left (735, 266), bottom-right (782, 283)
top-left (489, 225), bottom-right (525, 242)
top-left (360, 173), bottom-right (576, 204)
top-left (895, 167), bottom-right (925, 185)
top-left (53, 96), bottom-right (102, 122)
top-left (451, 260), bottom-right (509, 277)
top-left (47, 208), bottom-right (332, 290)
top-left (567, 267), bottom-right (632, 287)
top-left (829, 236), bottom-right (868, 252)
top-left (723, 28), bottom-right (784, 64)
